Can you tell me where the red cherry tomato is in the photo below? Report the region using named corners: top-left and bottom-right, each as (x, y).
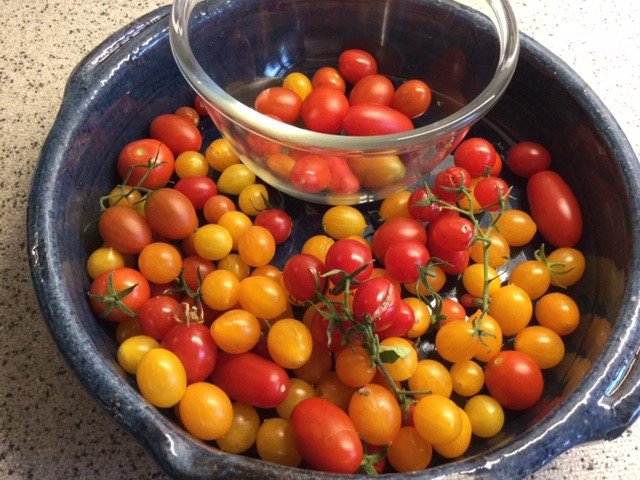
top-left (291, 155), bottom-right (331, 193)
top-left (343, 104), bottom-right (413, 136)
top-left (290, 397), bottom-right (363, 473)
top-left (163, 323), bottom-right (218, 384)
top-left (89, 268), bottom-right (150, 323)
top-left (326, 156), bottom-right (360, 194)
top-left (527, 171), bottom-right (582, 247)
top-left (408, 187), bottom-right (442, 222)
top-left (117, 139), bottom-right (175, 189)
top-left (301, 86), bottom-right (350, 134)
top-left (98, 206), bottom-right (152, 255)
top-left (490, 152), bottom-right (503, 176)
top-left (283, 254), bottom-right (327, 302)
top-left (392, 80), bottom-right (432, 118)
top-left (484, 351), bottom-right (543, 410)
top-left (441, 298), bottom-right (466, 326)
top-left (254, 87), bottom-right (302, 125)
top-left (182, 256), bottom-right (216, 292)
top-left (384, 240), bottom-right (430, 284)
top-left (174, 176), bottom-right (217, 209)
top-left (428, 242), bottom-right (470, 275)
top-left (365, 444), bottom-right (387, 474)
top-left (325, 239), bottom-right (374, 285)
top-left (353, 277), bottom-right (401, 331)
top-left (193, 95), bottom-right (209, 116)
top-left (145, 188), bottom-right (198, 240)
top-left (310, 309), bottom-right (354, 352)
top-left (474, 176), bottom-right (510, 211)
top-left (149, 282), bottom-right (181, 301)
top-left (210, 352), bottom-right (290, 408)
top-left (508, 141), bottom-right (552, 177)
top-left (339, 49), bottom-right (378, 84)
top-left (378, 300), bottom-right (415, 339)
top-left (348, 74), bottom-right (395, 106)
top-left (459, 293), bottom-right (477, 310)
top-left (181, 296), bottom-right (220, 327)
top-left (371, 217), bottom-right (427, 262)
top-left (254, 209), bottom-right (293, 244)
top-left (150, 114), bottom-right (203, 156)
top-left (453, 138), bottom-right (497, 177)
top-left (312, 67), bottom-right (347, 93)
top-left (138, 295), bottom-right (180, 340)
top-left (429, 215), bottom-right (474, 252)
top-left (434, 166), bottom-right (472, 203)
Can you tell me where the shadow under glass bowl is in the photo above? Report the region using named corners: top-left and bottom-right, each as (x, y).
top-left (27, 4), bottom-right (640, 480)
top-left (170, 0), bottom-right (519, 204)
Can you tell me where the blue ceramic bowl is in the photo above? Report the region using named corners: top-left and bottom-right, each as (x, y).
top-left (28, 5), bottom-right (640, 479)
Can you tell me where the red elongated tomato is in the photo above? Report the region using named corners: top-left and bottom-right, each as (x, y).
top-left (98, 206), bottom-right (152, 254)
top-left (349, 74), bottom-right (395, 106)
top-left (290, 397), bottom-right (363, 473)
top-left (254, 87), bottom-right (302, 125)
top-left (145, 188), bottom-right (198, 240)
top-left (343, 104), bottom-right (414, 136)
top-left (150, 114), bottom-right (202, 156)
top-left (527, 171), bottom-right (582, 247)
top-left (326, 156), bottom-right (360, 194)
top-left (210, 352), bottom-right (290, 408)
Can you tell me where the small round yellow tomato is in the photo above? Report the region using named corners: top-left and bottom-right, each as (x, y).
top-left (515, 325), bottom-right (565, 369)
top-left (404, 297), bottom-right (432, 338)
top-left (238, 226), bottom-right (276, 267)
top-left (464, 395), bottom-right (504, 438)
top-left (179, 382), bottom-right (233, 440)
top-left (216, 402), bottom-right (260, 453)
top-left (302, 235), bottom-right (335, 262)
top-left (283, 72), bottom-right (313, 100)
top-left (510, 260), bottom-right (550, 299)
top-left (414, 394), bottom-right (462, 445)
top-left (432, 408), bottom-right (472, 458)
top-left (206, 138), bottom-right (240, 172)
top-left (293, 342), bottom-right (332, 385)
top-left (488, 284), bottom-right (532, 336)
top-left (495, 209), bottom-right (537, 247)
top-left (211, 309), bottom-right (261, 354)
top-left (108, 184), bottom-right (142, 208)
top-left (193, 225), bottom-right (233, 261)
top-left (450, 360), bottom-right (484, 397)
top-left (349, 383), bottom-right (401, 445)
top-left (470, 312), bottom-right (503, 362)
top-left (322, 206), bottom-right (366, 239)
top-left (136, 348), bottom-right (187, 408)
top-left (138, 242), bottom-right (183, 284)
top-left (458, 178), bottom-right (483, 214)
top-left (276, 378), bottom-right (315, 420)
top-left (256, 418), bottom-right (302, 467)
top-left (435, 320), bottom-right (480, 363)
top-left (217, 164), bottom-right (256, 195)
top-left (117, 335), bottom-right (159, 374)
top-left (408, 359), bottom-right (452, 398)
top-left (218, 211), bottom-right (252, 250)
top-left (217, 253), bottom-right (250, 280)
top-left (335, 346), bottom-right (376, 388)
top-left (267, 319), bottom-right (313, 369)
top-left (175, 150), bottom-right (209, 178)
top-left (238, 276), bottom-right (287, 320)
top-left (462, 264), bottom-right (501, 298)
top-left (348, 155), bottom-right (406, 189)
top-left (316, 371), bottom-right (357, 411)
top-left (238, 184), bottom-right (268, 216)
top-left (380, 191), bottom-right (411, 220)
top-left (251, 264), bottom-right (282, 282)
top-left (380, 337), bottom-right (418, 381)
top-left (116, 317), bottom-right (142, 344)
top-left (266, 153), bottom-right (295, 180)
top-left (404, 265), bottom-right (446, 295)
top-left (535, 292), bottom-right (580, 336)
top-left (86, 246), bottom-right (125, 279)
top-left (547, 247), bottom-right (586, 287)
top-left (469, 229), bottom-right (510, 268)
top-left (202, 270), bottom-right (240, 310)
top-left (388, 426), bottom-right (433, 472)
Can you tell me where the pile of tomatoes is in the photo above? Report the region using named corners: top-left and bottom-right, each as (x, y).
top-left (86, 89), bottom-right (585, 474)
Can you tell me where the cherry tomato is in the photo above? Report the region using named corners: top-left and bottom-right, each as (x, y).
top-left (440, 298), bottom-right (466, 326)
top-left (98, 206), bottom-right (152, 254)
top-left (237, 184), bottom-right (267, 216)
top-left (429, 216), bottom-right (474, 252)
top-left (371, 217), bottom-right (427, 261)
top-left (174, 176), bottom-right (217, 210)
top-left (107, 184), bottom-right (143, 209)
top-left (370, 267), bottom-right (401, 293)
top-left (325, 239), bottom-right (373, 285)
top-left (202, 270), bottom-right (240, 310)
top-left (453, 138), bottom-right (497, 177)
top-left (322, 205), bottom-right (366, 239)
top-left (392, 79), bottom-right (432, 118)
top-left (432, 408), bottom-right (472, 458)
top-left (488, 284), bottom-right (533, 336)
top-left (181, 256), bottom-right (215, 292)
top-left (283, 254), bottom-right (326, 303)
top-left (527, 170), bottom-right (582, 247)
top-left (136, 348), bottom-right (187, 407)
top-left (309, 309), bottom-right (353, 352)
top-left (116, 317), bottom-right (143, 344)
top-left (352, 277), bottom-right (400, 331)
top-left (217, 254), bottom-right (250, 280)
top-left (89, 268), bottom-right (150, 322)
top-left (474, 176), bottom-right (510, 211)
top-left (302, 235), bottom-right (335, 263)
top-left (343, 103), bottom-right (413, 136)
top-left (267, 319), bottom-right (313, 369)
top-left (301, 86), bottom-right (350, 134)
top-left (334, 346), bottom-right (375, 388)
top-left (117, 335), bottom-right (159, 374)
top-left (175, 105), bottom-right (199, 125)
top-left (251, 264), bottom-right (282, 281)
top-left (316, 371), bottom-right (357, 411)
top-left (283, 72), bottom-right (313, 101)
top-left (145, 188), bottom-right (198, 240)
top-left (484, 351), bottom-right (543, 410)
top-left (210, 352), bottom-right (290, 408)
top-left (388, 426), bottom-right (433, 472)
top-left (238, 276), bottom-right (288, 320)
top-left (86, 246), bottom-right (125, 279)
top-left (507, 141), bottom-right (551, 177)
top-left (202, 195), bottom-right (234, 224)
top-left (462, 264), bottom-right (501, 298)
top-left (464, 394), bottom-right (504, 438)
top-left (254, 87), bottom-right (302, 124)
top-left (193, 224), bottom-right (233, 261)
top-left (413, 394), bottom-right (462, 444)
top-left (150, 114), bottom-right (202, 156)
top-left (349, 74), bottom-right (394, 106)
top-left (457, 177), bottom-right (484, 214)
top-left (254, 208), bottom-right (292, 244)
top-left (163, 323), bottom-right (218, 384)
top-left (380, 190), bottom-right (411, 220)
top-left (293, 341), bottom-right (332, 384)
top-left (237, 225), bottom-right (275, 268)
top-left (217, 211), bottom-right (252, 250)
top-left (379, 300), bottom-right (415, 339)
top-left (348, 155), bottom-right (406, 188)
top-left (206, 138), bottom-right (240, 172)
top-left (349, 383), bottom-right (401, 445)
top-left (312, 67), bottom-right (347, 92)
top-left (547, 247), bottom-right (586, 287)
top-left (380, 337), bottom-right (418, 381)
top-left (291, 155), bottom-right (331, 193)
top-left (149, 282), bottom-right (181, 301)
top-left (217, 164), bottom-right (256, 195)
top-left (450, 360), bottom-right (484, 396)
top-left (339, 49), bottom-right (378, 84)
top-left (193, 95), bottom-right (209, 116)
top-left (434, 166), bottom-right (472, 202)
top-left (256, 418), bottom-right (302, 467)
top-left (404, 297), bottom-right (432, 338)
top-left (138, 242), bottom-right (182, 284)
top-left (469, 229), bottom-right (510, 268)
top-left (117, 139), bottom-right (175, 189)
top-left (428, 241), bottom-right (470, 275)
top-left (408, 187), bottom-right (442, 222)
top-left (470, 312), bottom-right (503, 362)
top-left (515, 325), bottom-right (564, 369)
top-left (535, 292), bottom-right (580, 335)
top-left (215, 402), bottom-right (260, 453)
top-left (137, 295), bottom-right (179, 340)
top-left (384, 240), bottom-right (430, 284)
top-left (210, 309), bottom-right (261, 354)
top-left (174, 151), bottom-right (209, 178)
top-left (408, 359), bottom-right (452, 398)
top-left (510, 260), bottom-right (550, 299)
top-left (435, 320), bottom-right (480, 363)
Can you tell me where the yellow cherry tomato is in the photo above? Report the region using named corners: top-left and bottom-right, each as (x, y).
top-left (335, 346), bottom-right (376, 388)
top-left (471, 312), bottom-right (503, 362)
top-left (283, 72), bottom-right (313, 100)
top-left (276, 378), bottom-right (315, 420)
top-left (414, 394), bottom-right (462, 445)
top-left (256, 418), bottom-right (302, 467)
top-left (108, 184), bottom-right (142, 208)
top-left (193, 224), bottom-right (233, 261)
top-left (302, 235), bottom-right (335, 262)
top-left (380, 337), bottom-right (418, 381)
top-left (404, 297), bottom-right (432, 338)
top-left (238, 226), bottom-right (276, 267)
top-left (462, 263), bottom-right (501, 298)
top-left (117, 335), bottom-right (159, 374)
top-left (535, 292), bottom-right (580, 335)
top-left (547, 247), bottom-right (586, 287)
top-left (388, 426), bottom-right (433, 472)
top-left (469, 229), bottom-right (510, 268)
top-left (435, 320), bottom-right (480, 363)
top-left (267, 319), bottom-right (313, 369)
top-left (202, 270), bottom-right (240, 310)
top-left (349, 383), bottom-right (402, 446)
top-left (211, 309), bottom-right (261, 354)
top-left (345, 235), bottom-right (371, 251)
top-left (238, 184), bottom-right (268, 216)
top-left (510, 260), bottom-right (550, 299)
top-left (86, 246), bottom-right (125, 279)
top-left (380, 191), bottom-right (411, 220)
top-left (175, 150), bottom-right (209, 178)
top-left (217, 253), bottom-right (250, 280)
top-left (136, 348), bottom-right (187, 408)
top-left (515, 325), bottom-right (565, 369)
top-left (457, 177), bottom-right (483, 214)
top-left (322, 206), bottom-right (366, 239)
top-left (217, 164), bottom-right (256, 195)
top-left (488, 284), bottom-right (533, 336)
top-left (495, 209), bottom-right (537, 247)
top-left (138, 242), bottom-right (183, 284)
top-left (216, 402), bottom-right (260, 453)
top-left (432, 408), bottom-right (472, 458)
top-left (316, 371), bottom-right (357, 412)
top-left (266, 153), bottom-right (295, 180)
top-left (206, 138), bottom-right (240, 172)
top-left (348, 155), bottom-right (406, 189)
top-left (218, 211), bottom-right (252, 250)
top-left (116, 317), bottom-right (142, 344)
top-left (293, 341), bottom-right (332, 385)
top-left (450, 360), bottom-right (484, 396)
top-left (404, 265), bottom-right (446, 295)
top-left (464, 394), bottom-right (504, 438)
top-left (238, 276), bottom-right (287, 319)
top-left (251, 264), bottom-right (282, 282)
top-left (408, 359), bottom-right (452, 399)
top-left (179, 382), bottom-right (233, 440)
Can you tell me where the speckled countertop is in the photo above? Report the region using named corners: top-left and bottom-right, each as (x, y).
top-left (1, 0), bottom-right (639, 478)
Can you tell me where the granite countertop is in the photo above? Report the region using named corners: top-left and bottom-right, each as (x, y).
top-left (1, 0), bottom-right (639, 478)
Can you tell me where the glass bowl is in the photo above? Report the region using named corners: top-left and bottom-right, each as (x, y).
top-left (170, 0), bottom-right (519, 204)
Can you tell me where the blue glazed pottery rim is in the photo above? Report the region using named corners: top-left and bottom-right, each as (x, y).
top-left (27, 6), bottom-right (640, 479)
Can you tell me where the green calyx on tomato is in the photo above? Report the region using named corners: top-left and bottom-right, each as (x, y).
top-left (533, 244), bottom-right (574, 288)
top-left (87, 271), bottom-right (139, 319)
